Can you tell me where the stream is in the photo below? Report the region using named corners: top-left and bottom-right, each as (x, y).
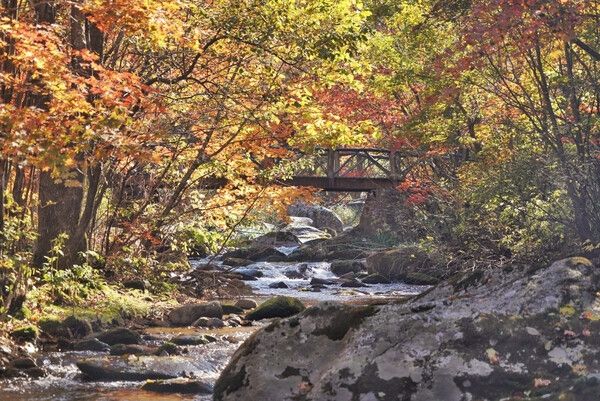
top-left (0, 256), bottom-right (427, 400)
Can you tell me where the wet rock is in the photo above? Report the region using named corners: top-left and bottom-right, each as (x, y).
top-left (227, 315), bottom-right (244, 327)
top-left (110, 344), bottom-right (157, 356)
top-left (63, 316), bottom-right (93, 338)
top-left (310, 277), bottom-right (336, 286)
top-left (283, 264), bottom-right (310, 279)
top-left (224, 246), bottom-right (288, 262)
top-left (330, 260), bottom-right (366, 276)
top-left (236, 268), bottom-right (264, 279)
top-left (95, 327), bottom-right (142, 345)
top-left (123, 279), bottom-right (150, 291)
top-left (23, 367), bottom-right (45, 378)
top-left (288, 203), bottom-right (344, 233)
top-left (10, 326), bottom-right (38, 342)
top-left (221, 304), bottom-right (245, 315)
top-left (73, 338), bottom-right (111, 352)
top-left (168, 302), bottom-right (223, 326)
top-left (253, 230), bottom-right (300, 246)
top-left (234, 299), bottom-right (257, 310)
top-left (339, 277), bottom-right (367, 288)
top-left (142, 378), bottom-right (213, 394)
top-left (222, 257), bottom-right (253, 267)
top-left (76, 356), bottom-right (200, 381)
top-left (246, 296), bottom-right (305, 321)
top-left (170, 334), bottom-right (217, 346)
top-left (193, 317), bottom-right (225, 329)
top-left (215, 257), bottom-right (600, 401)
top-left (361, 273), bottom-right (391, 284)
top-left (284, 224), bottom-right (331, 244)
top-left (269, 281), bottom-right (289, 289)
top-left (156, 342), bottom-right (180, 356)
top-left (10, 357), bottom-right (36, 369)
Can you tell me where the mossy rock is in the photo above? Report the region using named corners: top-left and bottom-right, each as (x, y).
top-left (246, 296), bottom-right (305, 321)
top-left (62, 316), bottom-right (93, 338)
top-left (39, 318), bottom-right (69, 337)
top-left (366, 244), bottom-right (447, 282)
top-left (11, 325), bottom-right (39, 342)
top-left (156, 342), bottom-right (180, 356)
top-left (221, 304), bottom-right (245, 315)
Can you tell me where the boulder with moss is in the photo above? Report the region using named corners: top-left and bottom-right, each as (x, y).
top-left (366, 244), bottom-right (448, 282)
top-left (246, 296), bottom-right (305, 321)
top-left (215, 257), bottom-right (600, 401)
top-left (10, 326), bottom-right (38, 343)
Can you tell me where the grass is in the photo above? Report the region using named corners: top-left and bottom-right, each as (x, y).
top-left (12, 283), bottom-right (179, 331)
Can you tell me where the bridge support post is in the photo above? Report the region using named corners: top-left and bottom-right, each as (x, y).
top-left (390, 151), bottom-right (400, 181)
top-left (327, 149), bottom-right (339, 188)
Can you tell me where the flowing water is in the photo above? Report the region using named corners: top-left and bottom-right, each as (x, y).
top-left (0, 257), bottom-right (427, 400)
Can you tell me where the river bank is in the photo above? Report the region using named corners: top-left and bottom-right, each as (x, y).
top-left (0, 214), bottom-right (431, 400)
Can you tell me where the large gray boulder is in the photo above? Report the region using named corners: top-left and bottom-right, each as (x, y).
top-left (288, 203), bottom-right (344, 233)
top-left (215, 257), bottom-right (600, 401)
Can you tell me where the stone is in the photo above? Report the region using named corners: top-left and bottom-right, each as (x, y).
top-left (223, 246), bottom-right (288, 262)
top-left (10, 326), bottom-right (38, 342)
top-left (269, 281), bottom-right (289, 289)
top-left (73, 338), bottom-right (111, 352)
top-left (76, 356), bottom-right (201, 381)
top-left (283, 224), bottom-right (331, 244)
top-left (221, 304), bottom-right (245, 315)
top-left (95, 327), bottom-right (142, 345)
top-left (227, 315), bottom-right (244, 327)
top-left (234, 299), bottom-right (257, 310)
top-left (361, 273), bottom-right (391, 284)
top-left (110, 344), bottom-right (156, 356)
top-left (339, 278), bottom-right (366, 288)
top-left (288, 203), bottom-right (344, 233)
top-left (330, 260), bottom-right (366, 276)
top-left (23, 367), bottom-right (45, 378)
top-left (10, 357), bottom-right (36, 370)
top-left (310, 277), bottom-right (336, 286)
top-left (168, 302), bottom-right (223, 326)
top-left (246, 296), bottom-right (305, 321)
top-left (404, 272), bottom-right (441, 285)
top-left (214, 257), bottom-right (600, 401)
top-left (193, 317), bottom-right (225, 329)
top-left (365, 245), bottom-right (447, 282)
top-left (222, 257), bottom-right (253, 267)
top-left (170, 334), bottom-right (217, 346)
top-left (156, 342), bottom-right (180, 356)
top-left (62, 316), bottom-right (93, 338)
top-left (39, 318), bottom-right (69, 337)
top-left (123, 279), bottom-right (150, 291)
top-left (142, 378), bottom-right (213, 394)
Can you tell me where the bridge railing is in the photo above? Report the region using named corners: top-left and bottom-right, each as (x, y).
top-left (293, 148), bottom-right (406, 182)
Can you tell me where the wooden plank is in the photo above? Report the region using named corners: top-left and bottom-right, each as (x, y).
top-left (280, 176), bottom-right (399, 192)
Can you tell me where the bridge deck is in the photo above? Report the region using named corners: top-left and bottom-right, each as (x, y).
top-left (281, 176), bottom-right (399, 192)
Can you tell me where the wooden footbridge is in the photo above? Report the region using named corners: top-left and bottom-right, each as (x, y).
top-left (199, 148), bottom-right (422, 192)
top-left (278, 148), bottom-right (415, 192)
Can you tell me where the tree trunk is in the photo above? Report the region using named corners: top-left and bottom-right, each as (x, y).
top-left (33, 3), bottom-right (104, 268)
top-left (33, 171), bottom-right (85, 268)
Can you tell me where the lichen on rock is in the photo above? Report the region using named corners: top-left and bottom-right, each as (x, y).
top-left (215, 257), bottom-right (600, 401)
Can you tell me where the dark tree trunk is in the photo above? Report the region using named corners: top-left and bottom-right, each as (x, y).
top-left (33, 171), bottom-right (85, 268)
top-left (33, 3), bottom-right (104, 268)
